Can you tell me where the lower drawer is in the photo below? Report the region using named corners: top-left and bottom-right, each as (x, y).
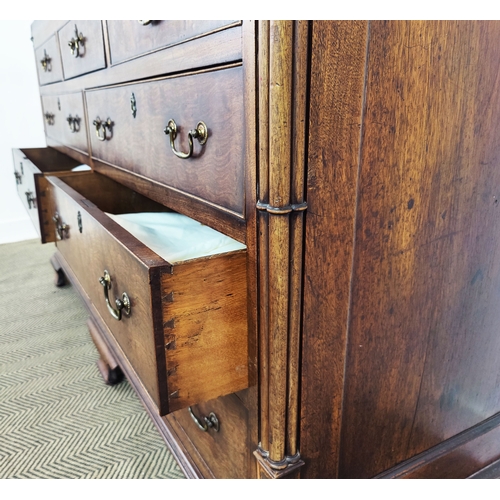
top-left (169, 393), bottom-right (250, 478)
top-left (46, 171), bottom-right (249, 416)
top-left (12, 147), bottom-right (86, 242)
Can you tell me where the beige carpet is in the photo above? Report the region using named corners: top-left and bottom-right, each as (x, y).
top-left (0, 239), bottom-right (185, 479)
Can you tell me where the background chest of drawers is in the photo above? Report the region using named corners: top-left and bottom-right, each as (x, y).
top-left (15, 20), bottom-right (500, 479)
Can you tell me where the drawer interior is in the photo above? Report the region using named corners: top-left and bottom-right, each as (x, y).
top-left (21, 147), bottom-right (83, 173)
top-left (59, 172), bottom-right (246, 263)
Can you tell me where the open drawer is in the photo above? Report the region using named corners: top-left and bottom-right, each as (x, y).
top-left (12, 147), bottom-right (90, 242)
top-left (45, 171), bottom-right (248, 416)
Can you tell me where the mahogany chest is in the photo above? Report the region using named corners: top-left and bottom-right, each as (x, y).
top-left (14, 20), bottom-right (500, 478)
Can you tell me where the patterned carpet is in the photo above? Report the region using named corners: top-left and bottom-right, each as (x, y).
top-left (0, 239), bottom-right (185, 479)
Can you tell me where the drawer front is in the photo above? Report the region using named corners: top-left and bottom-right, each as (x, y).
top-left (12, 150), bottom-right (40, 232)
top-left (48, 178), bottom-right (165, 410)
top-left (35, 35), bottom-right (63, 85)
top-left (106, 20), bottom-right (238, 65)
top-left (58, 21), bottom-right (106, 79)
top-left (86, 66), bottom-right (245, 216)
top-left (42, 93), bottom-right (88, 153)
top-left (171, 393), bottom-right (249, 478)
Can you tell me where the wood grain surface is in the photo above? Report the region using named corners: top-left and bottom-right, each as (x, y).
top-left (58, 21), bottom-right (106, 80)
top-left (339, 20), bottom-right (500, 478)
top-left (85, 66), bottom-right (245, 216)
top-left (162, 251), bottom-right (249, 412)
top-left (300, 20), bottom-right (369, 479)
top-left (35, 35), bottom-right (63, 86)
top-left (106, 20), bottom-right (239, 65)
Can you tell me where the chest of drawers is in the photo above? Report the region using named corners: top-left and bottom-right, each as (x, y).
top-left (16, 20), bottom-right (500, 479)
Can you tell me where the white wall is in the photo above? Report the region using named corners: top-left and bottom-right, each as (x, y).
top-left (0, 20), bottom-right (46, 244)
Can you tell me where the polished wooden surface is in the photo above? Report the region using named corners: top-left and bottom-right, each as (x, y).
top-left (47, 172), bottom-right (249, 416)
top-left (162, 251), bottom-right (248, 412)
top-left (42, 93), bottom-right (88, 153)
top-left (24, 19), bottom-right (500, 479)
top-left (377, 412), bottom-right (500, 479)
top-left (107, 20), bottom-right (239, 65)
top-left (300, 20), bottom-right (369, 480)
top-left (31, 20), bottom-right (67, 49)
top-left (172, 394), bottom-right (250, 478)
top-left (38, 26), bottom-right (242, 97)
top-left (333, 20), bottom-right (500, 478)
top-left (48, 174), bottom-right (167, 411)
top-left (35, 35), bottom-right (63, 85)
top-left (85, 65), bottom-right (245, 216)
top-left (58, 21), bottom-right (106, 80)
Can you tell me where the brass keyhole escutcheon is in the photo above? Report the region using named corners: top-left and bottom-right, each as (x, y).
top-left (77, 211), bottom-right (83, 233)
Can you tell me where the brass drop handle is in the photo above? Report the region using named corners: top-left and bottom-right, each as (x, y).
top-left (67, 114), bottom-right (81, 133)
top-left (164, 119), bottom-right (208, 159)
top-left (188, 407), bottom-right (220, 433)
top-left (44, 112), bottom-right (55, 125)
top-left (52, 213), bottom-right (69, 239)
top-left (40, 49), bottom-right (51, 72)
top-left (25, 190), bottom-right (36, 209)
top-left (93, 117), bottom-right (113, 141)
top-left (98, 270), bottom-right (131, 321)
top-left (138, 20), bottom-right (152, 25)
top-left (68, 24), bottom-right (84, 58)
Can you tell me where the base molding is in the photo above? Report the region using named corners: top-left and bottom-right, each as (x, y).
top-left (376, 412), bottom-right (500, 479)
top-left (254, 446), bottom-right (305, 479)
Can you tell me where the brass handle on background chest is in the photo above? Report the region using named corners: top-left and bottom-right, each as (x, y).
top-left (93, 117), bottom-right (113, 141)
top-left (164, 119), bottom-right (208, 159)
top-left (44, 112), bottom-right (55, 126)
top-left (25, 190), bottom-right (36, 209)
top-left (188, 407), bottom-right (220, 432)
top-left (98, 270), bottom-right (131, 321)
top-left (67, 114), bottom-right (81, 133)
top-left (40, 49), bottom-right (51, 72)
top-left (52, 213), bottom-right (69, 239)
top-left (68, 24), bottom-right (84, 57)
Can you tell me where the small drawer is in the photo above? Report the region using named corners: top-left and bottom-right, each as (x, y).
top-left (12, 147), bottom-right (88, 243)
top-left (85, 65), bottom-right (245, 217)
top-left (46, 171), bottom-right (248, 416)
top-left (35, 34), bottom-right (63, 85)
top-left (170, 393), bottom-right (250, 479)
top-left (41, 93), bottom-right (89, 154)
top-left (106, 20), bottom-right (239, 65)
top-left (58, 21), bottom-right (106, 79)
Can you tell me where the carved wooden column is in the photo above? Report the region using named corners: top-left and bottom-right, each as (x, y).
top-left (254, 20), bottom-right (309, 479)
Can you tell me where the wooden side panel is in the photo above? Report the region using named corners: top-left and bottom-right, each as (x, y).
top-left (162, 251), bottom-right (248, 412)
top-left (299, 21), bottom-right (369, 479)
top-left (377, 412), bottom-right (500, 479)
top-left (340, 21), bottom-right (500, 478)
